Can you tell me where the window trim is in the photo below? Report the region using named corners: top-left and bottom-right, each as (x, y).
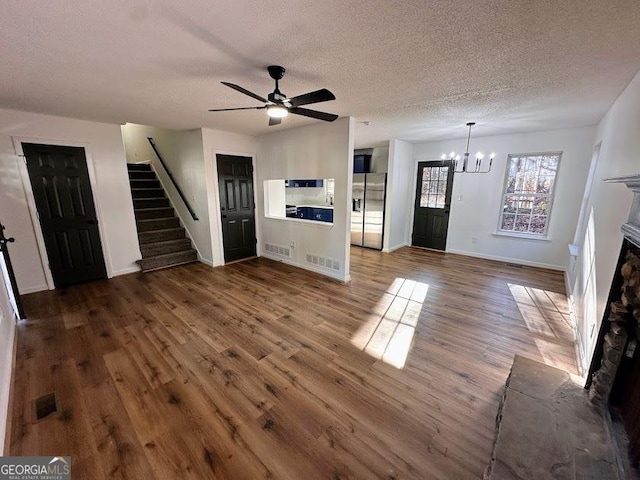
top-left (496, 151), bottom-right (563, 239)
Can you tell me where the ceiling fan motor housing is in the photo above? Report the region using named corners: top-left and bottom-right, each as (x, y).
top-left (267, 65), bottom-right (286, 80)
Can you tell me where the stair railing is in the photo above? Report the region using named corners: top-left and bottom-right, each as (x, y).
top-left (147, 137), bottom-right (199, 221)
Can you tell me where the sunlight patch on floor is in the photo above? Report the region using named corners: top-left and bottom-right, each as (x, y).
top-left (508, 283), bottom-right (577, 373)
top-left (351, 278), bottom-right (428, 368)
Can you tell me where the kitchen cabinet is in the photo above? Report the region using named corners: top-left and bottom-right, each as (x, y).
top-left (285, 179), bottom-right (324, 188)
top-left (297, 207), bottom-right (333, 223)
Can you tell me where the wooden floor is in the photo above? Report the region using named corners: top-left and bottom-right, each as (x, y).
top-left (8, 247), bottom-right (577, 479)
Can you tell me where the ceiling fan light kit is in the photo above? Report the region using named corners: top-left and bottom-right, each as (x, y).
top-left (267, 105), bottom-right (288, 118)
top-left (441, 122), bottom-right (494, 173)
top-left (209, 65), bottom-right (338, 126)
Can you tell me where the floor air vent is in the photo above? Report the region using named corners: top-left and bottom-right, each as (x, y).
top-left (264, 243), bottom-right (291, 258)
top-left (33, 392), bottom-right (57, 420)
top-left (306, 253), bottom-right (340, 271)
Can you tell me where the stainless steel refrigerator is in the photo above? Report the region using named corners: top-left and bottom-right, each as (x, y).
top-left (351, 173), bottom-right (387, 250)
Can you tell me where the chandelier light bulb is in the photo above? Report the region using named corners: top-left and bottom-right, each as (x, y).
top-left (476, 152), bottom-right (484, 160)
top-left (449, 151), bottom-right (456, 159)
top-left (441, 154), bottom-right (447, 160)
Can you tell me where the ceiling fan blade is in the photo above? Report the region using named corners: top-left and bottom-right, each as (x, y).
top-left (289, 107), bottom-right (338, 122)
top-left (221, 82), bottom-right (268, 103)
top-left (268, 117), bottom-right (282, 126)
top-left (288, 89), bottom-right (336, 107)
top-left (208, 106), bottom-right (266, 112)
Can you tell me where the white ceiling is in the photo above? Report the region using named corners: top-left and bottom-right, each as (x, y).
top-left (2, 1), bottom-right (640, 148)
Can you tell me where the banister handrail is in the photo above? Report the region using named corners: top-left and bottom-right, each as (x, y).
top-left (147, 137), bottom-right (199, 221)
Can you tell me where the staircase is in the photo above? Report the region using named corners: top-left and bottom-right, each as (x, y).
top-left (127, 164), bottom-right (198, 272)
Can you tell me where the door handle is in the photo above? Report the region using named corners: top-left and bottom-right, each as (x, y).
top-left (222, 214), bottom-right (228, 219)
top-left (87, 219), bottom-right (97, 225)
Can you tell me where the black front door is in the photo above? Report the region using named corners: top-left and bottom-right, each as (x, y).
top-left (23, 143), bottom-right (107, 287)
top-left (216, 154), bottom-right (256, 262)
top-left (411, 160), bottom-right (454, 251)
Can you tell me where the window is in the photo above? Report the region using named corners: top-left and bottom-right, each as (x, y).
top-left (420, 165), bottom-right (449, 208)
top-left (498, 152), bottom-right (561, 237)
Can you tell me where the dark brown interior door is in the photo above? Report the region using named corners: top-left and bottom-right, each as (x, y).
top-left (411, 160), bottom-right (454, 251)
top-left (217, 154), bottom-right (256, 263)
top-left (23, 143), bottom-right (107, 287)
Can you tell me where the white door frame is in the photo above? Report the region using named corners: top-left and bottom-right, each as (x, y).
top-left (11, 136), bottom-right (114, 289)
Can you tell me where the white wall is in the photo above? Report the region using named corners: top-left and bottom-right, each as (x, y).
top-left (121, 124), bottom-right (212, 263)
top-left (201, 128), bottom-right (258, 267)
top-left (0, 270), bottom-right (16, 453)
top-left (257, 118), bottom-right (354, 282)
top-left (384, 139), bottom-right (414, 251)
top-left (0, 109), bottom-right (140, 293)
top-left (412, 126), bottom-right (596, 269)
top-left (569, 69), bottom-right (640, 372)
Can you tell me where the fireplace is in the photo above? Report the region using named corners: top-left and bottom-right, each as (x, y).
top-left (587, 174), bottom-right (640, 470)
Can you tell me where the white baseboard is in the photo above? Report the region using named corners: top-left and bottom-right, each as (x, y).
top-left (198, 256), bottom-right (214, 267)
top-left (111, 266), bottom-right (141, 277)
top-left (260, 253), bottom-right (349, 283)
top-left (383, 242), bottom-right (409, 253)
top-left (446, 248), bottom-right (565, 271)
top-left (19, 284), bottom-right (49, 295)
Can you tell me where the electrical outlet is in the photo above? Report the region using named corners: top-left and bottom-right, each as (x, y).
top-left (290, 241), bottom-right (295, 249)
top-left (457, 195), bottom-right (463, 201)
top-left (471, 237), bottom-right (478, 244)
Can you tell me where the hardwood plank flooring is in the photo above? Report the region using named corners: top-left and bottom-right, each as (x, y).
top-left (9, 246), bottom-right (577, 479)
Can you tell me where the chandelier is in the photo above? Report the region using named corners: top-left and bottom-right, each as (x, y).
top-left (441, 122), bottom-right (494, 173)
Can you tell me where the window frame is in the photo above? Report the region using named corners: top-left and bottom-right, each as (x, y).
top-left (497, 151), bottom-right (563, 239)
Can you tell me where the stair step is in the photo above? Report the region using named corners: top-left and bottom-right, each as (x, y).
top-left (131, 188), bottom-right (165, 199)
top-left (127, 163), bottom-right (152, 171)
top-left (136, 217), bottom-right (180, 232)
top-left (128, 170), bottom-right (157, 180)
top-left (133, 197), bottom-right (170, 209)
top-left (140, 238), bottom-right (192, 257)
top-left (129, 179), bottom-right (161, 189)
top-left (138, 227), bottom-right (186, 244)
top-left (139, 249), bottom-right (198, 272)
top-left (135, 207), bottom-right (175, 220)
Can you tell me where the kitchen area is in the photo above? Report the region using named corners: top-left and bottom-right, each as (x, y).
top-left (261, 143), bottom-right (390, 242)
top-left (351, 145), bottom-right (388, 250)
top-left (285, 178), bottom-right (335, 223)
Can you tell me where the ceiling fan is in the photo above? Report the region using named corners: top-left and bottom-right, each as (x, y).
top-left (209, 65), bottom-right (338, 126)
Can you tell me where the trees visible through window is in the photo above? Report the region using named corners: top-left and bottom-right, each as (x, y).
top-left (499, 153), bottom-right (561, 236)
top-left (420, 165), bottom-right (449, 208)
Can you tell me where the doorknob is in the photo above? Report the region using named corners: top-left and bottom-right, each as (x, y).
top-left (222, 214), bottom-right (227, 218)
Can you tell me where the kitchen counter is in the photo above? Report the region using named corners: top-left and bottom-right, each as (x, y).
top-left (295, 204), bottom-right (334, 209)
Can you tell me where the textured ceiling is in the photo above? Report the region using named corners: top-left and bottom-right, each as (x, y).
top-left (2, 1), bottom-right (640, 147)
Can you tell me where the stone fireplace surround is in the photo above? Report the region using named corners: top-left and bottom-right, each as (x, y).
top-left (588, 174), bottom-right (640, 406)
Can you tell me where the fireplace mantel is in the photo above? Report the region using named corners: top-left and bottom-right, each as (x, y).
top-left (605, 173), bottom-right (640, 247)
